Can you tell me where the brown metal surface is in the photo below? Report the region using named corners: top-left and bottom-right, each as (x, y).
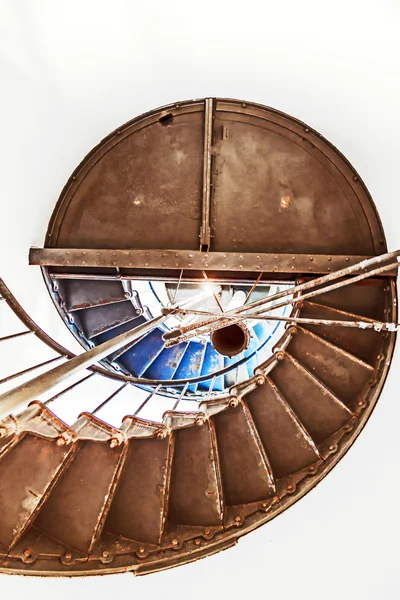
top-left (31, 247), bottom-right (378, 274)
top-left (105, 429), bottom-right (173, 544)
top-left (168, 421), bottom-right (223, 526)
top-left (35, 435), bottom-right (126, 553)
top-left (213, 403), bottom-right (275, 504)
top-left (245, 379), bottom-right (321, 478)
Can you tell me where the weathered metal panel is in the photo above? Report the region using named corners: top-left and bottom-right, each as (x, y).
top-left (168, 421), bottom-right (223, 525)
top-left (105, 435), bottom-right (173, 544)
top-left (245, 380), bottom-right (320, 478)
top-left (213, 404), bottom-right (275, 504)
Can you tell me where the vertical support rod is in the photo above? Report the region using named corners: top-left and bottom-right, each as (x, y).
top-left (172, 381), bottom-right (190, 411)
top-left (92, 382), bottom-right (129, 415)
top-left (133, 384), bottom-right (162, 417)
top-left (200, 98), bottom-right (213, 249)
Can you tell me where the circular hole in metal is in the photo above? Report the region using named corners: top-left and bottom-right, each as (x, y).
top-left (211, 323), bottom-right (249, 357)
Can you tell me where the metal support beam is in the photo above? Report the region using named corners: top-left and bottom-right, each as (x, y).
top-left (29, 247), bottom-right (386, 275)
top-left (200, 98), bottom-right (213, 249)
top-left (0, 315), bottom-right (165, 418)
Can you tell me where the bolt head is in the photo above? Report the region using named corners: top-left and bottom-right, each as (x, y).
top-left (23, 549), bottom-right (32, 558)
top-left (155, 430), bottom-right (166, 439)
top-left (229, 398), bottom-right (239, 408)
top-left (56, 437), bottom-right (66, 446)
top-left (287, 484), bottom-right (294, 492)
top-left (110, 438), bottom-right (119, 448)
top-left (171, 538), bottom-right (179, 547)
top-left (64, 552), bottom-right (72, 560)
top-left (102, 551), bottom-right (110, 558)
top-left (195, 417), bottom-right (205, 427)
top-left (256, 376), bottom-right (265, 386)
top-left (276, 351), bottom-right (285, 361)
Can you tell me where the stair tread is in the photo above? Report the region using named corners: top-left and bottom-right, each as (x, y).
top-left (168, 421), bottom-right (223, 525)
top-left (245, 379), bottom-right (320, 478)
top-left (78, 301), bottom-right (139, 339)
top-left (143, 342), bottom-right (188, 381)
top-left (59, 280), bottom-right (127, 312)
top-left (270, 352), bottom-right (354, 443)
top-left (198, 344), bottom-right (224, 392)
top-left (301, 301), bottom-right (382, 363)
top-left (288, 326), bottom-right (373, 406)
top-left (306, 277), bottom-right (386, 320)
top-left (0, 434), bottom-right (74, 549)
top-left (105, 435), bottom-right (173, 544)
top-left (35, 436), bottom-right (126, 553)
top-left (119, 328), bottom-right (165, 377)
top-left (213, 403), bottom-right (275, 505)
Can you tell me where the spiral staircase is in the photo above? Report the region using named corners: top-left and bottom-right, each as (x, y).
top-left (0, 98), bottom-right (397, 576)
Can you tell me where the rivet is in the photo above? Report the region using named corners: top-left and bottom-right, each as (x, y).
top-left (194, 539), bottom-right (201, 546)
top-left (262, 502), bottom-right (268, 508)
top-left (23, 549), bottom-right (32, 558)
top-left (229, 398), bottom-right (239, 408)
top-left (195, 417), bottom-right (205, 427)
top-left (329, 445), bottom-right (335, 451)
top-left (276, 351), bottom-right (285, 361)
top-left (102, 550), bottom-right (110, 558)
top-left (358, 401), bottom-right (364, 407)
top-left (172, 538), bottom-right (179, 547)
top-left (280, 196), bottom-right (291, 208)
top-left (110, 438), bottom-right (119, 448)
top-left (156, 430), bottom-right (166, 439)
top-left (328, 257), bottom-right (332, 261)
top-left (305, 128), bottom-right (310, 133)
top-left (188, 263), bottom-right (192, 267)
top-left (287, 484), bottom-right (294, 492)
top-left (308, 465), bottom-right (316, 474)
top-left (204, 528), bottom-right (211, 535)
top-left (344, 424), bottom-right (352, 431)
top-left (346, 257), bottom-right (349, 262)
top-left (56, 437), bottom-right (66, 446)
top-left (235, 516), bottom-right (241, 523)
top-left (256, 376), bottom-right (265, 385)
top-left (139, 546), bottom-right (146, 554)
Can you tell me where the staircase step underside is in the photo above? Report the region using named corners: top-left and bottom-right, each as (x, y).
top-left (168, 422), bottom-right (223, 525)
top-left (76, 302), bottom-right (139, 339)
top-left (287, 327), bottom-right (374, 406)
top-left (245, 380), bottom-right (321, 478)
top-left (59, 279), bottom-right (127, 312)
top-left (301, 301), bottom-right (382, 363)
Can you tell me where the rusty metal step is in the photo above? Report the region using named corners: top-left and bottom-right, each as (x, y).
top-left (57, 279), bottom-right (128, 312)
top-left (287, 326), bottom-right (374, 406)
top-left (34, 414), bottom-right (126, 554)
top-left (245, 379), bottom-right (321, 478)
top-left (212, 402), bottom-right (275, 505)
top-left (307, 277), bottom-right (387, 320)
top-left (75, 301), bottom-right (140, 340)
top-left (105, 418), bottom-right (173, 545)
top-left (168, 419), bottom-right (223, 526)
top-left (300, 300), bottom-right (382, 364)
top-left (270, 352), bottom-right (354, 443)
top-left (0, 403), bottom-right (76, 549)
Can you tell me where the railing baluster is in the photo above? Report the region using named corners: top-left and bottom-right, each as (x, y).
top-left (133, 384), bottom-right (162, 417)
top-left (0, 330), bottom-right (32, 343)
top-left (0, 355), bottom-right (64, 386)
top-left (172, 381), bottom-right (190, 411)
top-left (44, 372), bottom-right (96, 406)
top-left (92, 382), bottom-right (129, 415)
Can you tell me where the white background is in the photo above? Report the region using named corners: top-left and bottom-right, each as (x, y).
top-left (1, 0), bottom-right (400, 598)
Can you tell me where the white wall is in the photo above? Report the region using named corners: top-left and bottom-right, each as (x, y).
top-left (1, 1), bottom-right (400, 598)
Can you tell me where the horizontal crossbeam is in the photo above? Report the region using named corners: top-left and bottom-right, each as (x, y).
top-left (29, 247), bottom-right (389, 275)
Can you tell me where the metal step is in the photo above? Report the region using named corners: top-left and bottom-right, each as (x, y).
top-left (213, 403), bottom-right (275, 505)
top-left (245, 379), bottom-right (321, 478)
top-left (197, 344), bottom-right (224, 392)
top-left (143, 342), bottom-right (189, 381)
top-left (0, 403), bottom-right (76, 549)
top-left (168, 419), bottom-right (223, 526)
top-left (105, 419), bottom-right (173, 545)
top-left (288, 326), bottom-right (374, 406)
top-left (119, 328), bottom-right (165, 377)
top-left (300, 300), bottom-right (382, 364)
top-left (34, 414), bottom-right (127, 554)
top-left (58, 279), bottom-right (127, 312)
top-left (270, 352), bottom-right (354, 443)
top-left (77, 301), bottom-right (140, 339)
